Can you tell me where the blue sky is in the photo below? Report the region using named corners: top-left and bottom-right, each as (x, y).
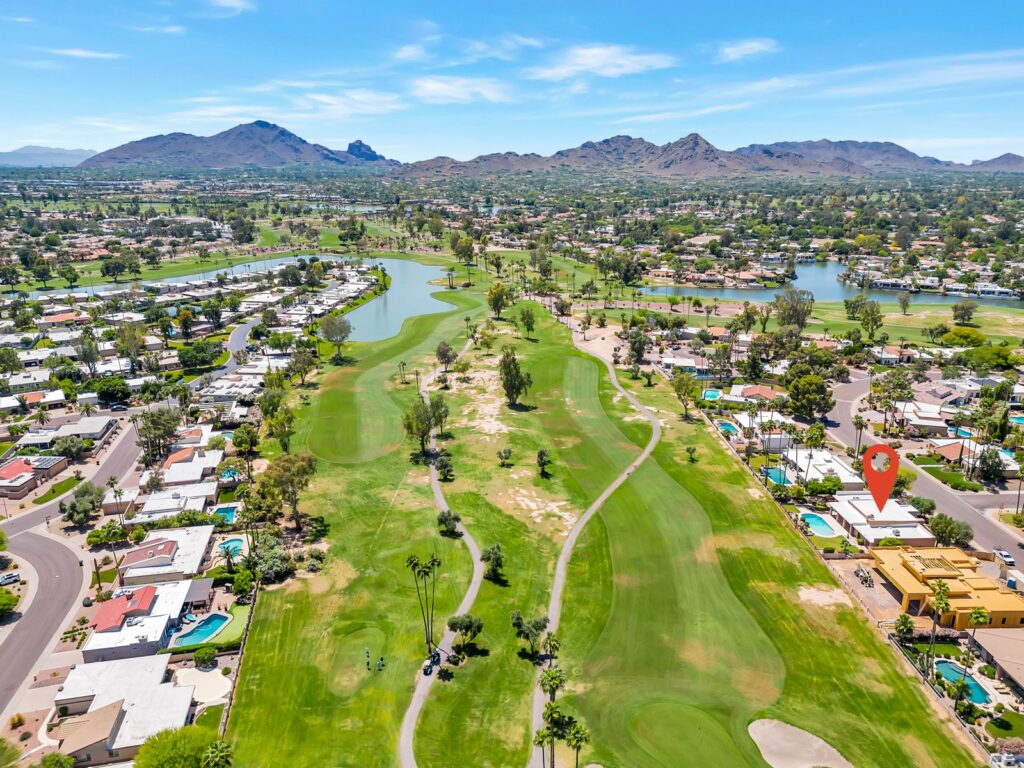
top-left (3, 1), bottom-right (1024, 162)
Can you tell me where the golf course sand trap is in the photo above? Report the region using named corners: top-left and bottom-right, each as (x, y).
top-left (798, 586), bottom-right (852, 608)
top-left (748, 719), bottom-right (853, 768)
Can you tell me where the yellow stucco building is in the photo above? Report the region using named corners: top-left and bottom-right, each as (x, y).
top-left (870, 546), bottom-right (1024, 630)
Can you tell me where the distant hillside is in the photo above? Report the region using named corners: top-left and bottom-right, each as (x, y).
top-left (967, 153), bottom-right (1024, 172)
top-left (734, 139), bottom-right (955, 172)
top-left (402, 133), bottom-right (871, 179)
top-left (0, 146), bottom-right (96, 167)
top-left (80, 121), bottom-right (397, 170)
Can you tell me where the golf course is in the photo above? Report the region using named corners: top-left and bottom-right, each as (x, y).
top-left (227, 250), bottom-right (976, 768)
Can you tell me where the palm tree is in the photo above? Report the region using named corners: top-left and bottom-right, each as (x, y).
top-left (894, 612), bottom-right (914, 643)
top-left (33, 408), bottom-right (50, 427)
top-left (926, 580), bottom-right (951, 670)
top-left (961, 606), bottom-right (990, 688)
top-left (405, 555), bottom-right (430, 654)
top-left (79, 400), bottom-right (96, 417)
top-left (540, 665), bottom-right (567, 702)
top-left (852, 415), bottom-right (867, 459)
top-left (541, 631), bottom-right (560, 667)
top-left (566, 722), bottom-right (591, 768)
top-left (533, 729), bottom-right (550, 768)
top-left (201, 740), bottom-right (234, 768)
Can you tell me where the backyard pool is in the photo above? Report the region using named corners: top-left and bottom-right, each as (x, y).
top-left (214, 505), bottom-right (239, 523)
top-left (702, 389), bottom-right (722, 401)
top-left (718, 422), bottom-right (738, 436)
top-left (801, 512), bottom-right (836, 538)
top-left (952, 427), bottom-right (974, 438)
top-left (764, 467), bottom-right (790, 485)
top-left (220, 468), bottom-right (239, 482)
top-left (222, 431), bottom-right (234, 441)
top-left (934, 660), bottom-right (990, 704)
top-left (220, 538), bottom-right (244, 557)
top-left (173, 613), bottom-right (230, 647)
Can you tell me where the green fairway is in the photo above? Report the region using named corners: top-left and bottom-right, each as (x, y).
top-left (228, 283), bottom-right (489, 768)
top-left (556, 371), bottom-right (975, 768)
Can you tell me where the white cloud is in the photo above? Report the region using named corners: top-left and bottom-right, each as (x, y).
top-left (411, 76), bottom-right (510, 103)
top-left (527, 44), bottom-right (674, 81)
top-left (715, 38), bottom-right (781, 63)
top-left (131, 25), bottom-right (186, 34)
top-left (45, 48), bottom-right (124, 60)
top-left (394, 44), bottom-right (427, 62)
top-left (299, 89), bottom-right (405, 118)
top-left (1, 16), bottom-right (33, 23)
top-left (209, 0), bottom-right (255, 14)
top-left (462, 34), bottom-right (542, 63)
top-left (613, 102), bottom-right (752, 124)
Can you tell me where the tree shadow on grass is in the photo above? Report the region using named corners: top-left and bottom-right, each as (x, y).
top-left (304, 516), bottom-right (330, 543)
top-left (437, 667), bottom-right (455, 682)
top-left (484, 572), bottom-right (510, 588)
top-left (517, 648), bottom-right (543, 665)
top-left (460, 642), bottom-right (490, 659)
top-left (506, 403), bottom-right (537, 413)
top-left (408, 451), bottom-right (431, 466)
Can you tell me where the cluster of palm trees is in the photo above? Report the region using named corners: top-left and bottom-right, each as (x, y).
top-left (534, 651), bottom-right (591, 768)
top-left (406, 554), bottom-right (443, 655)
top-left (739, 400), bottom-right (827, 486)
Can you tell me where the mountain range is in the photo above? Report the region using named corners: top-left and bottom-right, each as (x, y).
top-left (8, 121), bottom-right (1023, 177)
top-left (0, 146), bottom-right (96, 167)
top-left (80, 121), bottom-right (399, 170)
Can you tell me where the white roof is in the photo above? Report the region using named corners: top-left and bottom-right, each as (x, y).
top-left (83, 580), bottom-right (191, 653)
top-left (121, 525), bottom-right (214, 582)
top-left (783, 448), bottom-right (863, 487)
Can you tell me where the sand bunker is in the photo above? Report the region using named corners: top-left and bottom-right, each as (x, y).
top-left (748, 719), bottom-right (853, 768)
top-left (798, 586), bottom-right (852, 608)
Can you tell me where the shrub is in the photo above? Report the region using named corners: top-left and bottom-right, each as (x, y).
top-left (221, 667), bottom-right (232, 676)
top-left (19, 731), bottom-right (30, 742)
top-left (193, 646), bottom-right (217, 667)
top-left (10, 712), bottom-right (25, 728)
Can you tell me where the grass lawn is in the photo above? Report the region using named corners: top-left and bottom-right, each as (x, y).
top-left (217, 488), bottom-right (238, 504)
top-left (228, 283), bottom-right (489, 768)
top-left (987, 710), bottom-right (1024, 738)
top-left (193, 704), bottom-right (225, 733)
top-left (0, 441), bottom-right (14, 456)
top-left (912, 642), bottom-right (963, 659)
top-left (921, 464), bottom-right (983, 492)
top-left (34, 476), bottom-right (81, 504)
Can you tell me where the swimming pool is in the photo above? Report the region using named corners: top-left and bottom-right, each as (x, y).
top-left (173, 613), bottom-right (230, 647)
top-left (220, 468), bottom-right (239, 482)
top-left (222, 431), bottom-right (234, 441)
top-left (952, 427), bottom-right (973, 438)
top-left (220, 538), bottom-right (243, 557)
top-left (934, 660), bottom-right (990, 704)
top-left (702, 389), bottom-right (722, 401)
top-left (801, 512), bottom-right (836, 538)
top-left (1012, 416), bottom-right (1024, 426)
top-left (718, 422), bottom-right (738, 436)
top-left (214, 504), bottom-right (239, 523)
top-left (764, 467), bottom-right (790, 485)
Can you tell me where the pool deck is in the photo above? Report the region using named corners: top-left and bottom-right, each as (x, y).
top-left (171, 610), bottom-right (231, 647)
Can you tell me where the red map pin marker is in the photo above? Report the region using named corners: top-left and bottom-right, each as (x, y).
top-left (863, 444), bottom-right (899, 513)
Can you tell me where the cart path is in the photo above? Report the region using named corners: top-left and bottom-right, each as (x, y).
top-left (398, 338), bottom-right (484, 768)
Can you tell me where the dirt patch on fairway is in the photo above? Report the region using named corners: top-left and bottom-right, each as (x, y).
top-left (692, 531), bottom-right (796, 565)
top-left (797, 586), bottom-right (852, 608)
top-left (732, 665), bottom-right (782, 708)
top-left (748, 719), bottom-right (853, 768)
top-left (452, 366), bottom-right (509, 438)
top-left (302, 560), bottom-right (358, 595)
top-left (675, 636), bottom-right (725, 668)
top-left (495, 482), bottom-right (577, 536)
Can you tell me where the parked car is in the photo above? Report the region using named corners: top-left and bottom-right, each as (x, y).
top-left (995, 548), bottom-right (1016, 567)
top-left (0, 572), bottom-right (21, 586)
top-left (109, 403), bottom-right (129, 412)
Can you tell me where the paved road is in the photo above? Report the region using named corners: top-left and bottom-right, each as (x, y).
top-left (398, 338), bottom-right (483, 768)
top-left (825, 375), bottom-right (1022, 554)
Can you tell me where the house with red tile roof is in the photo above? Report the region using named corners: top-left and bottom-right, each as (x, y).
top-left (0, 458), bottom-right (38, 499)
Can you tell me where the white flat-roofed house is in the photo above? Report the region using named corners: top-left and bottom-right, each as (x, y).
top-left (782, 448), bottom-right (865, 490)
top-left (52, 655), bottom-right (195, 766)
top-left (133, 482), bottom-right (218, 524)
top-left (118, 525), bottom-right (215, 585)
top-left (139, 447), bottom-right (223, 487)
top-left (734, 411), bottom-right (796, 453)
top-left (891, 401), bottom-right (953, 437)
top-left (828, 493), bottom-right (935, 546)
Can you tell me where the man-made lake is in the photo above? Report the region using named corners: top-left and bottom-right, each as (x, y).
top-left (347, 258), bottom-right (451, 342)
top-left (648, 260), bottom-right (1021, 306)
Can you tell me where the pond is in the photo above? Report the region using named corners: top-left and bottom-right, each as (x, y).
top-left (346, 258), bottom-right (451, 342)
top-left (647, 260), bottom-right (1023, 307)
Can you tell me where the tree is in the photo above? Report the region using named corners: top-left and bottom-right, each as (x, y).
top-left (925, 579), bottom-right (951, 669)
top-left (134, 727), bottom-right (218, 768)
top-left (852, 415), bottom-right (867, 458)
top-left (403, 398), bottom-right (434, 454)
top-left (672, 372), bottom-right (697, 418)
top-left (232, 570), bottom-right (254, 602)
top-left (320, 313), bottom-right (353, 361)
top-left (435, 341), bottom-right (457, 372)
top-left (540, 665), bottom-right (567, 702)
top-left (447, 613), bottom-right (484, 651)
top-left (178, 340), bottom-right (222, 369)
top-left (487, 282), bottom-right (510, 318)
top-left (435, 453), bottom-right (454, 481)
top-left (897, 291), bottom-right (911, 316)
top-left (194, 646), bottom-right (217, 667)
top-left (929, 513), bottom-right (973, 547)
top-left (894, 612), bottom-right (914, 643)
top-left (537, 449), bottom-right (552, 478)
top-left (94, 376), bottom-right (131, 405)
top-left (497, 447), bottom-right (512, 467)
top-left (773, 288), bottom-right (815, 330)
top-left (59, 482), bottom-right (104, 527)
top-left (231, 423), bottom-right (260, 480)
top-left (263, 452), bottom-right (316, 530)
top-left (511, 610), bottom-right (549, 658)
top-left (566, 722), bottom-right (592, 768)
top-left (859, 300), bottom-right (884, 340)
top-left (787, 375), bottom-right (835, 420)
top-left (177, 308), bottom-right (194, 341)
top-left (267, 406), bottom-right (295, 454)
top-left (0, 348), bottom-right (22, 375)
top-left (437, 508), bottom-right (461, 537)
top-left (951, 300), bottom-right (978, 326)
top-left (481, 542), bottom-right (504, 583)
top-left (975, 447), bottom-right (1006, 484)
top-left (498, 346), bottom-right (532, 406)
top-left (407, 553), bottom-right (442, 653)
top-left (289, 347), bottom-right (316, 385)
top-left (0, 587), bottom-right (18, 618)
top-left (33, 754), bottom-right (76, 768)
top-left (520, 307), bottom-right (536, 339)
